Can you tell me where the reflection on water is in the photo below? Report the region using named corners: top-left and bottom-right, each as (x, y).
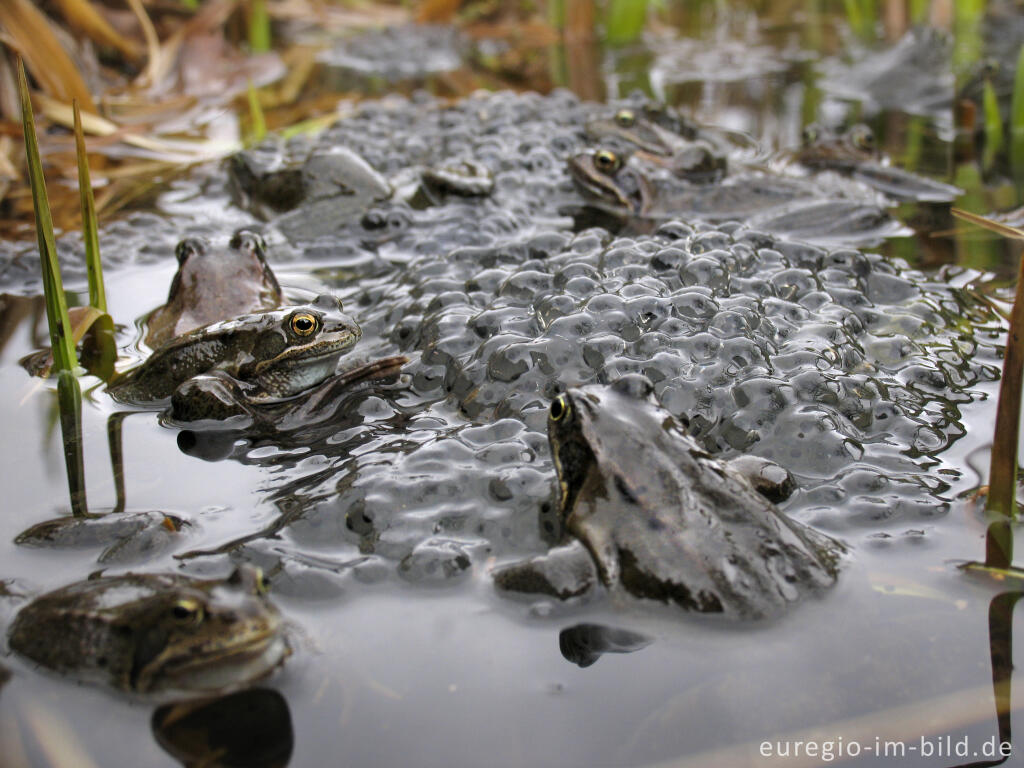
top-left (152, 688), bottom-right (293, 768)
top-left (558, 623), bottom-right (652, 668)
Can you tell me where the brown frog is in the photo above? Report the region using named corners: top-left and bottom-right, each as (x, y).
top-left (8, 567), bottom-right (289, 695)
top-left (494, 376), bottom-right (841, 619)
top-left (145, 231), bottom-right (283, 349)
top-left (794, 123), bottom-right (961, 203)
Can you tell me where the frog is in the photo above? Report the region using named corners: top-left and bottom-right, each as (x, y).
top-left (493, 375), bottom-right (841, 619)
top-left (795, 123), bottom-right (878, 174)
top-left (794, 123), bottom-right (961, 203)
top-left (568, 148), bottom-right (656, 217)
top-left (585, 107), bottom-right (728, 183)
top-left (570, 148), bottom-right (816, 221)
top-left (569, 147), bottom-right (898, 244)
top-left (168, 353), bottom-right (409, 429)
top-left (7, 566), bottom-right (289, 694)
top-left (109, 295), bottom-right (361, 405)
top-left (228, 144), bottom-right (392, 240)
top-left (145, 230), bottom-right (283, 349)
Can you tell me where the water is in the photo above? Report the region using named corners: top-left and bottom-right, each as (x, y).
top-left (2, 4), bottom-right (1023, 767)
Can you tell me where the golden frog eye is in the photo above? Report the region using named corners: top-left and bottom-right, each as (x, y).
top-left (550, 395), bottom-right (571, 422)
top-left (615, 109), bottom-right (636, 128)
top-left (290, 312), bottom-right (318, 336)
top-left (801, 124), bottom-right (819, 145)
top-left (594, 149), bottom-right (621, 175)
top-left (171, 599), bottom-right (203, 624)
top-left (850, 124), bottom-right (875, 150)
top-left (255, 569), bottom-right (270, 595)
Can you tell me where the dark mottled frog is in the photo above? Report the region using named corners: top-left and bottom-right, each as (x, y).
top-left (8, 567), bottom-right (289, 694)
top-left (110, 295), bottom-right (360, 405)
top-left (795, 123), bottom-right (961, 203)
top-left (585, 107), bottom-right (727, 182)
top-left (569, 148), bottom-right (656, 216)
top-left (145, 231), bottom-right (282, 349)
top-left (229, 144), bottom-right (392, 239)
top-left (494, 376), bottom-right (840, 619)
top-left (570, 148), bottom-right (814, 220)
top-left (569, 148), bottom-right (898, 243)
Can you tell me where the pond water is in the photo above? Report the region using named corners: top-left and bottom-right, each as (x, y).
top-left (2, 3), bottom-right (1024, 767)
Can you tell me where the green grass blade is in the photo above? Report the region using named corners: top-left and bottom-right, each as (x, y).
top-left (249, 0), bottom-right (271, 54)
top-left (908, 0), bottom-right (929, 25)
top-left (604, 0), bottom-right (648, 46)
top-left (73, 100), bottom-right (106, 314)
top-left (246, 79), bottom-right (267, 147)
top-left (1011, 47), bottom-right (1024, 186)
top-left (842, 0), bottom-right (875, 42)
top-left (982, 78), bottom-right (1005, 171)
top-left (18, 57), bottom-right (78, 374)
top-left (548, 0), bottom-right (566, 31)
top-left (181, 0), bottom-right (198, 9)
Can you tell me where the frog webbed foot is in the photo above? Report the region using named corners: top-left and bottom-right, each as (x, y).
top-left (492, 540), bottom-right (597, 600)
top-left (168, 371), bottom-right (258, 428)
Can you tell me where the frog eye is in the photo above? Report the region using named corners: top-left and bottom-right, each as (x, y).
top-left (850, 124), bottom-right (875, 150)
top-left (550, 395), bottom-right (571, 422)
top-left (594, 150), bottom-right (622, 175)
top-left (615, 109), bottom-right (636, 128)
top-left (254, 570), bottom-right (271, 595)
top-left (290, 312), bottom-right (319, 336)
top-left (174, 238), bottom-right (205, 265)
top-left (230, 229), bottom-right (266, 256)
top-left (171, 599), bottom-right (203, 624)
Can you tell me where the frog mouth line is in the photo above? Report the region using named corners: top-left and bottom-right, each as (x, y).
top-left (142, 631), bottom-right (289, 692)
top-left (264, 335), bottom-right (361, 367)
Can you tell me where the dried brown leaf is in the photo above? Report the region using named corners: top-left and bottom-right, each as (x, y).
top-left (417, 0), bottom-right (462, 24)
top-left (0, 0), bottom-right (97, 112)
top-left (125, 0), bottom-right (162, 87)
top-left (37, 93), bottom-right (238, 161)
top-left (50, 0), bottom-right (143, 62)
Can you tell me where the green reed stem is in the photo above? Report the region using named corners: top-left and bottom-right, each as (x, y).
top-left (19, 57), bottom-right (77, 374)
top-left (908, 0), bottom-right (928, 25)
top-left (604, 0), bottom-right (648, 46)
top-left (986, 251), bottom-right (1024, 523)
top-left (1011, 47), bottom-right (1024, 187)
top-left (842, 0), bottom-right (876, 42)
top-left (547, 0), bottom-right (566, 31)
top-left (73, 100), bottom-right (106, 314)
top-left (56, 370), bottom-right (88, 517)
top-left (248, 0), bottom-right (271, 54)
top-left (982, 79), bottom-right (1005, 171)
top-left (246, 79), bottom-right (267, 146)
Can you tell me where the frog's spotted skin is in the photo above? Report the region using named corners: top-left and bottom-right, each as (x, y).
top-left (537, 376), bottom-right (840, 618)
top-left (8, 567), bottom-right (288, 694)
top-left (110, 295), bottom-right (360, 405)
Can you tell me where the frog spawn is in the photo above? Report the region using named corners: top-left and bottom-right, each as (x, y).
top-left (323, 218), bottom-right (998, 579)
top-left (243, 213), bottom-right (1000, 597)
top-left (1, 91), bottom-right (1000, 603)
